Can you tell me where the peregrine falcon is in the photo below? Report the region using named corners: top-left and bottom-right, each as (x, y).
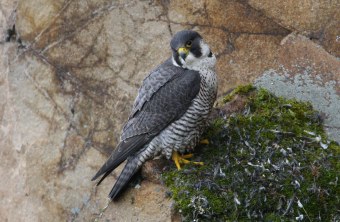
top-left (92, 30), bottom-right (218, 200)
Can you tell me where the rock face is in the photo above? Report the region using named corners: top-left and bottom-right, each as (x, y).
top-left (0, 1), bottom-right (17, 40)
top-left (248, 0), bottom-right (339, 34)
top-left (0, 0), bottom-right (339, 221)
top-left (248, 0), bottom-right (340, 57)
top-left (255, 33), bottom-right (340, 144)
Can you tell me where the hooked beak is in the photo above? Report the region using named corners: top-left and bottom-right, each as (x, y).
top-left (178, 47), bottom-right (189, 60)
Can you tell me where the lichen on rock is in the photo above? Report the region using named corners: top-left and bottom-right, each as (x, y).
top-left (162, 86), bottom-right (339, 221)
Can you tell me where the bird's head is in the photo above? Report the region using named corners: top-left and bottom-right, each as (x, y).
top-left (170, 30), bottom-right (216, 70)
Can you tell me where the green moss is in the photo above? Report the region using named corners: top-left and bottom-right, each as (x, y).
top-left (162, 86), bottom-right (339, 221)
top-left (223, 84), bottom-right (255, 103)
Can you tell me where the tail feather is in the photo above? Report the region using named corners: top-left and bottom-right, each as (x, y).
top-left (91, 135), bottom-right (148, 182)
top-left (95, 170), bottom-right (113, 186)
top-left (91, 152), bottom-right (124, 182)
top-left (109, 157), bottom-right (142, 200)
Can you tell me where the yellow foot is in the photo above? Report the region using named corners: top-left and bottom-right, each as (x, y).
top-left (171, 151), bottom-right (204, 170)
top-left (200, 139), bottom-right (209, 145)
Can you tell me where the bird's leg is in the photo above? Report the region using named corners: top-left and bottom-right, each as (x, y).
top-left (171, 151), bottom-right (204, 170)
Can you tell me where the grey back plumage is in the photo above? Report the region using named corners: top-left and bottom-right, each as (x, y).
top-left (128, 59), bottom-right (179, 120)
top-left (122, 60), bottom-right (201, 140)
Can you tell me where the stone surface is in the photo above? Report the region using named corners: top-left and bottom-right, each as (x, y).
top-left (0, 0), bottom-right (18, 41)
top-left (216, 34), bottom-right (283, 94)
top-left (74, 178), bottom-right (173, 222)
top-left (255, 33), bottom-right (340, 143)
top-left (248, 0), bottom-right (340, 57)
top-left (0, 0), bottom-right (339, 221)
top-left (141, 159), bottom-right (170, 184)
top-left (248, 0), bottom-right (339, 33)
top-left (320, 20), bottom-right (340, 57)
top-left (0, 42), bottom-right (29, 222)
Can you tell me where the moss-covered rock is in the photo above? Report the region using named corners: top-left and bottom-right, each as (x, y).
top-left (162, 86), bottom-right (339, 221)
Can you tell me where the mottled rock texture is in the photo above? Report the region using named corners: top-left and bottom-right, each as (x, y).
top-left (248, 0), bottom-right (340, 57)
top-left (255, 33), bottom-right (340, 144)
top-left (0, 0), bottom-right (339, 221)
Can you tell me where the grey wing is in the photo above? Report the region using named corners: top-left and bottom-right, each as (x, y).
top-left (91, 68), bottom-right (201, 183)
top-left (127, 58), bottom-right (181, 120)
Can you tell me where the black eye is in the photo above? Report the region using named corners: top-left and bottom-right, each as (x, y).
top-left (208, 51), bottom-right (213, 57)
top-left (185, 40), bottom-right (192, 47)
